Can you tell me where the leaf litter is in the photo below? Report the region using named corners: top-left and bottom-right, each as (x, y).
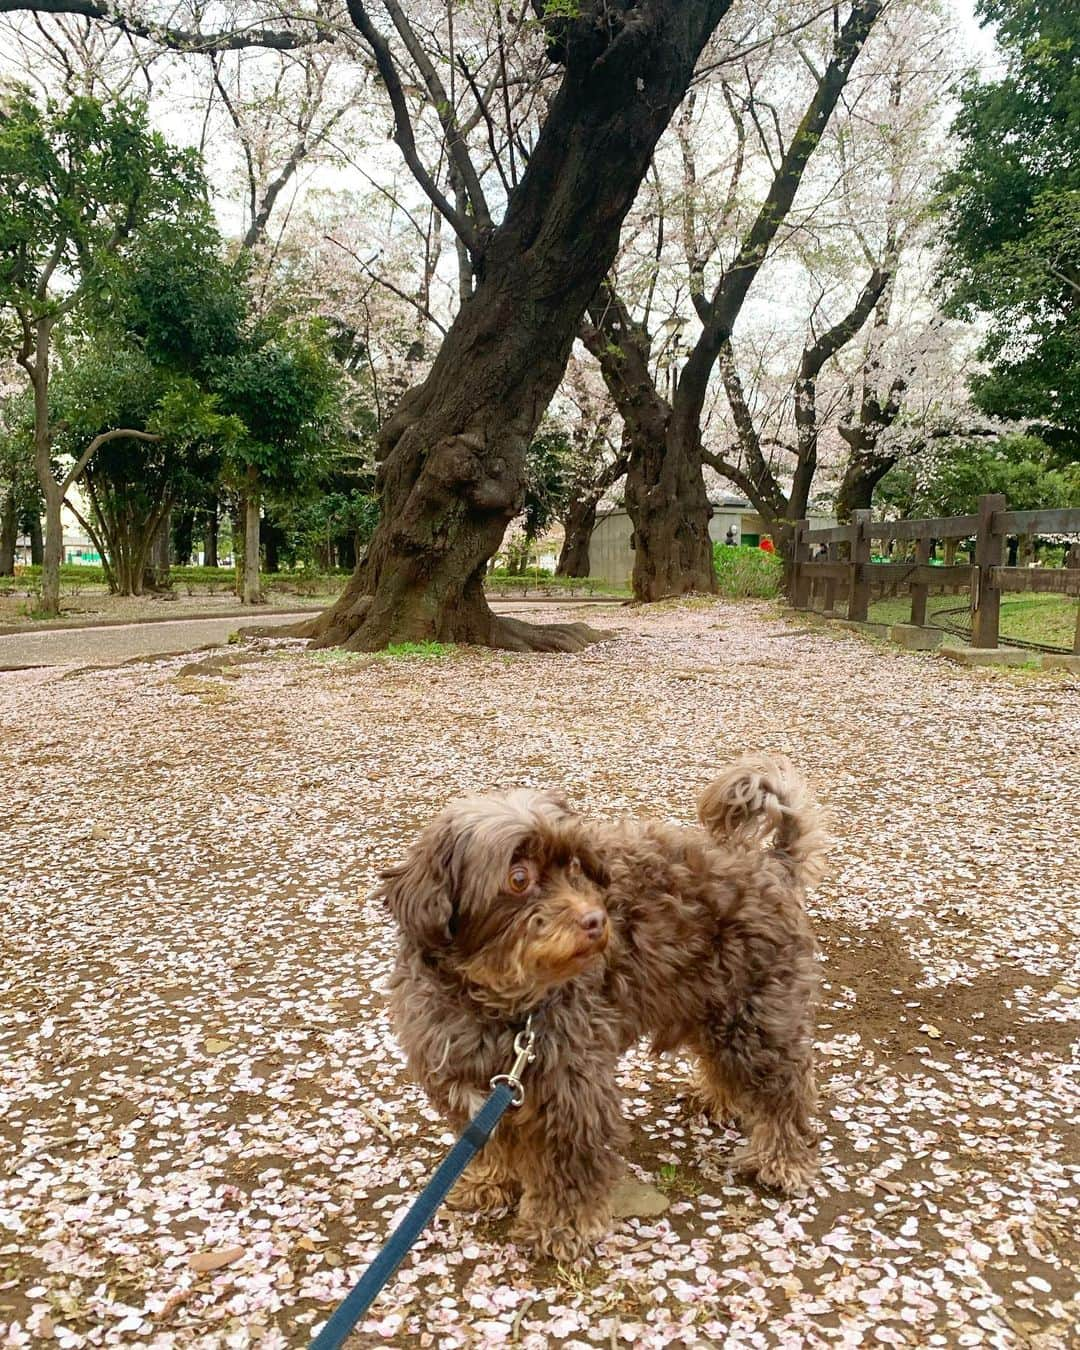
top-left (0, 600), bottom-right (1077, 1348)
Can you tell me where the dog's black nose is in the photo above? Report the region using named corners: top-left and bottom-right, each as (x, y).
top-left (579, 909), bottom-right (607, 940)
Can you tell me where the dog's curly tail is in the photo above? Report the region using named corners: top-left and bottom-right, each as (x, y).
top-left (697, 754), bottom-right (828, 888)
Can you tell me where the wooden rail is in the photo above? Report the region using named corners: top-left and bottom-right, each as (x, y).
top-left (792, 494), bottom-right (1080, 652)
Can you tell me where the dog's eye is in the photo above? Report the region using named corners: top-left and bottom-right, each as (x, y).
top-left (507, 864), bottom-right (533, 895)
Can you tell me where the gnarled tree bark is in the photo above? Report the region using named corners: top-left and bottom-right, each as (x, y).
top-left (587, 0), bottom-right (882, 601)
top-left (296, 0), bottom-right (734, 651)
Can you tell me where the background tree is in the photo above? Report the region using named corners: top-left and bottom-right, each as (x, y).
top-left (76, 212), bottom-right (250, 587)
top-left (214, 319), bottom-right (343, 602)
top-left (48, 347), bottom-right (233, 593)
top-left (0, 382), bottom-right (34, 574)
top-left (938, 0), bottom-right (1079, 449)
top-left (584, 0), bottom-right (883, 601)
top-left (0, 86), bottom-right (207, 613)
top-left (878, 433), bottom-right (1080, 519)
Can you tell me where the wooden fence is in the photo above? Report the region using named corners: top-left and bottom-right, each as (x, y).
top-left (792, 494), bottom-right (1080, 653)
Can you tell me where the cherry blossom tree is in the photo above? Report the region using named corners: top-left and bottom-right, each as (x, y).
top-left (581, 0), bottom-right (884, 600)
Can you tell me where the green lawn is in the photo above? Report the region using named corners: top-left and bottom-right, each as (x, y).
top-left (865, 591), bottom-right (1077, 648)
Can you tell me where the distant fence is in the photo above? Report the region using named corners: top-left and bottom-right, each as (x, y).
top-left (792, 494), bottom-right (1080, 653)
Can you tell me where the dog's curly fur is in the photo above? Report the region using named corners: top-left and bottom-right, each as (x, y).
top-left (380, 755), bottom-right (827, 1261)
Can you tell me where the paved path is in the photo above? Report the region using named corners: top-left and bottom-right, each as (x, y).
top-left (0, 612), bottom-right (313, 670)
top-left (0, 600), bottom-right (618, 670)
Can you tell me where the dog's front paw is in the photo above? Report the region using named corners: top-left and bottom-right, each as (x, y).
top-left (447, 1170), bottom-right (519, 1217)
top-left (734, 1141), bottom-right (817, 1195)
top-left (446, 1150), bottom-right (520, 1216)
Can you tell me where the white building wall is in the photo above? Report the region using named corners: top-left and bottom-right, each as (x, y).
top-left (587, 506), bottom-right (836, 585)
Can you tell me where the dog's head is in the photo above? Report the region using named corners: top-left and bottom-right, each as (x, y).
top-left (380, 789), bottom-right (611, 1003)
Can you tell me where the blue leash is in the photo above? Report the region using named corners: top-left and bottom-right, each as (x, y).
top-left (309, 1018), bottom-right (537, 1350)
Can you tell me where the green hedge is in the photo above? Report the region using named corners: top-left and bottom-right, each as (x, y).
top-left (713, 543), bottom-right (784, 598)
top-left (488, 566), bottom-right (553, 580)
top-left (485, 572), bottom-right (627, 596)
top-left (1, 565), bottom-right (346, 594)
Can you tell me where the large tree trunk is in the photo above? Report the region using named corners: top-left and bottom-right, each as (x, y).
top-left (300, 1), bottom-right (732, 651)
top-left (143, 508), bottom-right (171, 591)
top-left (0, 486), bottom-right (15, 575)
top-left (556, 495), bottom-right (599, 577)
top-left (264, 518), bottom-right (283, 574)
top-left (625, 427), bottom-right (715, 600)
top-left (835, 453), bottom-right (896, 522)
top-left (204, 505), bottom-right (219, 567)
top-left (28, 320), bottom-right (63, 617)
top-left (172, 508), bottom-right (195, 566)
top-left (28, 510), bottom-right (43, 566)
top-left (337, 532), bottom-right (357, 571)
top-left (40, 479), bottom-right (62, 615)
top-left (242, 470), bottom-right (263, 604)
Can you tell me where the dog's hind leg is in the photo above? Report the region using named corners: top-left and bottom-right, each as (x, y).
top-left (686, 1051), bottom-right (744, 1128)
top-left (698, 976), bottom-right (819, 1195)
top-left (730, 1056), bottom-right (817, 1195)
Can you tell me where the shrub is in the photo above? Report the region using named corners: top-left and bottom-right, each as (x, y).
top-left (712, 543), bottom-right (783, 598)
top-left (487, 565), bottom-right (553, 580)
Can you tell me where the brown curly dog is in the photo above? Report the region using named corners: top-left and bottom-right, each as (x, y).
top-left (380, 754), bottom-right (827, 1261)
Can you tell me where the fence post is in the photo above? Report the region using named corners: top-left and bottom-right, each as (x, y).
top-left (823, 541), bottom-right (838, 615)
top-left (909, 536), bottom-right (932, 626)
top-left (972, 492), bottom-right (1006, 648)
top-left (1067, 544), bottom-right (1080, 656)
top-left (792, 520), bottom-right (811, 610)
top-left (848, 509), bottom-right (871, 623)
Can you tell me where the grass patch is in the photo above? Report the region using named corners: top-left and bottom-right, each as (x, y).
top-left (484, 571), bottom-right (628, 598)
top-left (377, 640), bottom-right (455, 660)
top-left (866, 591), bottom-right (1076, 647)
top-left (656, 1163), bottom-right (702, 1198)
top-left (2, 564), bottom-right (345, 597)
top-left (713, 544), bottom-right (783, 599)
top-left (305, 640), bottom-right (456, 665)
top-left (305, 648), bottom-right (367, 665)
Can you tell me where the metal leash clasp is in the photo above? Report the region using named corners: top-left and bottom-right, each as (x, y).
top-left (490, 1013), bottom-right (537, 1108)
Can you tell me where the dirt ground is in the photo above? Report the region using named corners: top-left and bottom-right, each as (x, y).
top-left (1, 600), bottom-right (1077, 1349)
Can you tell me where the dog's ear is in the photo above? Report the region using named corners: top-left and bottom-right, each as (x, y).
top-left (379, 820), bottom-right (457, 950)
top-left (536, 787), bottom-right (573, 815)
top-left (564, 823), bottom-right (610, 888)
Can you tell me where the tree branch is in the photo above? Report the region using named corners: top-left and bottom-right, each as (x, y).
top-left (62, 489), bottom-right (112, 586)
top-left (801, 265), bottom-right (891, 377)
top-left (61, 427), bottom-right (161, 494)
top-left (715, 341), bottom-right (785, 518)
top-left (324, 235), bottom-right (448, 335)
top-left (344, 0), bottom-right (480, 259)
top-left (0, 0), bottom-right (330, 52)
top-left (701, 447), bottom-right (761, 509)
top-left (379, 0), bottom-right (491, 237)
